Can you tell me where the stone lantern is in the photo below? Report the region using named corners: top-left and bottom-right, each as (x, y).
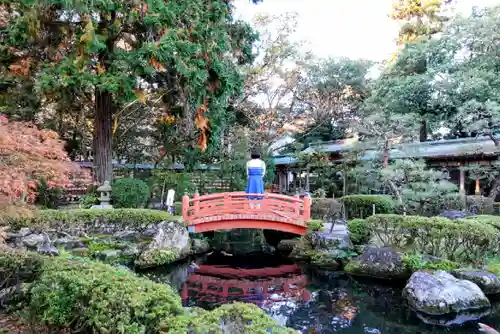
top-left (91, 181), bottom-right (113, 209)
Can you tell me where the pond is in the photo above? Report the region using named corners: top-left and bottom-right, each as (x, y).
top-left (141, 253), bottom-right (500, 333)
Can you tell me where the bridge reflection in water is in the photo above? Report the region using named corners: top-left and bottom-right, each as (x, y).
top-left (180, 263), bottom-right (311, 308)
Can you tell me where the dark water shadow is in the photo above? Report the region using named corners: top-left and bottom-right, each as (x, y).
top-left (140, 255), bottom-right (500, 334)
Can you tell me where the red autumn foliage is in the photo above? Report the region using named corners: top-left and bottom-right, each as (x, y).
top-left (0, 114), bottom-right (91, 217)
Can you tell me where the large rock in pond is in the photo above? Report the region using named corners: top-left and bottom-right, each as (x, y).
top-left (344, 247), bottom-right (410, 280)
top-left (277, 239), bottom-right (299, 253)
top-left (135, 221), bottom-right (190, 269)
top-left (191, 238), bottom-right (211, 254)
top-left (403, 271), bottom-right (491, 315)
top-left (451, 269), bottom-right (500, 295)
top-left (311, 226), bottom-right (352, 251)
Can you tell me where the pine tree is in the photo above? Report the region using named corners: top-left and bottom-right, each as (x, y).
top-left (1, 0), bottom-right (258, 182)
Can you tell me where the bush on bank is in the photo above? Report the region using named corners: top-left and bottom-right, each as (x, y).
top-left (0, 247), bottom-right (296, 333)
top-left (342, 195), bottom-right (395, 219)
top-left (3, 208), bottom-right (182, 230)
top-left (365, 214), bottom-right (500, 262)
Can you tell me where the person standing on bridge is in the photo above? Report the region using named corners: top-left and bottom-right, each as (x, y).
top-left (246, 148), bottom-right (266, 208)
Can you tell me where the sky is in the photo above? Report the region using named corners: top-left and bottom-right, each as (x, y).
top-left (234, 0), bottom-right (500, 61)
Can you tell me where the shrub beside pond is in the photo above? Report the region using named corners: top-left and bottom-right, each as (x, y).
top-left (5, 208), bottom-right (181, 231)
top-left (366, 214), bottom-right (500, 263)
top-left (0, 247), bottom-right (296, 333)
top-left (346, 219), bottom-right (371, 245)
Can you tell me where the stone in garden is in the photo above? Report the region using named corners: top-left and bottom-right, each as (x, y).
top-left (96, 249), bottom-right (122, 262)
top-left (440, 210), bottom-right (474, 220)
top-left (451, 269), bottom-right (500, 295)
top-left (311, 226), bottom-right (352, 251)
top-left (344, 246), bottom-right (410, 280)
top-left (403, 270), bottom-right (490, 315)
top-left (277, 239), bottom-right (299, 253)
top-left (114, 230), bottom-right (139, 241)
top-left (136, 221), bottom-right (191, 268)
top-left (12, 227), bottom-right (31, 238)
top-left (37, 234), bottom-right (59, 256)
top-left (191, 238), bottom-right (211, 254)
top-left (122, 245), bottom-right (140, 257)
top-left (21, 233), bottom-right (45, 248)
top-left (53, 236), bottom-right (81, 249)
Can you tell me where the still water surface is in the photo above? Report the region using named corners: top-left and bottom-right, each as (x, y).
top-left (142, 254), bottom-right (500, 333)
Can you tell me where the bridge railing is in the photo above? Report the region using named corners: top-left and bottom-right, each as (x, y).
top-left (182, 192), bottom-right (311, 225)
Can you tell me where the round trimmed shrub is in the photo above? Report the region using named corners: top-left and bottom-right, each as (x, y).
top-left (347, 219), bottom-right (371, 245)
top-left (111, 178), bottom-right (149, 208)
top-left (342, 195), bottom-right (395, 219)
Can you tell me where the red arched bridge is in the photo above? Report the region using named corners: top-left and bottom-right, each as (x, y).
top-left (182, 192), bottom-right (311, 235)
top-left (181, 264), bottom-right (311, 305)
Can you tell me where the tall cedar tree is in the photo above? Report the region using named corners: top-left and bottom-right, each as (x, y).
top-left (1, 0), bottom-right (258, 183)
top-left (388, 0), bottom-right (453, 141)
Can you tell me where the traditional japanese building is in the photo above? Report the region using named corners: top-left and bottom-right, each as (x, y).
top-left (272, 136), bottom-right (499, 197)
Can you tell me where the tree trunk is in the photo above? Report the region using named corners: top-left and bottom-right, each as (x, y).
top-left (382, 139), bottom-right (404, 209)
top-left (419, 119), bottom-right (427, 142)
top-left (93, 89), bottom-right (114, 183)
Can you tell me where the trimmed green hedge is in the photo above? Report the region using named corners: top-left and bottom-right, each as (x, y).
top-left (342, 195), bottom-right (395, 219)
top-left (0, 247), bottom-right (296, 333)
top-left (5, 209), bottom-right (182, 231)
top-left (456, 215), bottom-right (500, 230)
top-left (366, 214), bottom-right (500, 263)
top-left (347, 219), bottom-right (371, 245)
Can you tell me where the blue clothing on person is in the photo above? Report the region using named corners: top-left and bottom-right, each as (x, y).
top-left (245, 158), bottom-right (266, 200)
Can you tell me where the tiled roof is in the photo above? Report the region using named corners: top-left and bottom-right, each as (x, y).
top-left (273, 136), bottom-right (499, 166)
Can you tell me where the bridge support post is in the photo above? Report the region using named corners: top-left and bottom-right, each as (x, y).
top-left (182, 193), bottom-right (190, 220)
top-left (193, 192), bottom-right (200, 217)
top-left (303, 196), bottom-right (311, 221)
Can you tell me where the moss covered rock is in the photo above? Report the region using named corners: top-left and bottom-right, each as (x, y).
top-left (169, 302), bottom-right (298, 333)
top-left (288, 237), bottom-right (314, 261)
top-left (136, 221), bottom-right (190, 268)
top-left (344, 246), bottom-right (410, 280)
top-left (451, 269), bottom-right (500, 295)
top-left (277, 239), bottom-right (299, 253)
top-left (135, 248), bottom-right (179, 269)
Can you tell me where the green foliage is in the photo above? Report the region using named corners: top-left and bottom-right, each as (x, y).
top-left (456, 215), bottom-right (500, 230)
top-left (342, 195), bottom-right (395, 219)
top-left (486, 258), bottom-right (500, 276)
top-left (28, 258), bottom-right (184, 333)
top-left (5, 209), bottom-right (181, 231)
top-left (112, 178), bottom-right (150, 208)
top-left (135, 248), bottom-right (178, 269)
top-left (347, 219), bottom-right (371, 245)
top-left (367, 214), bottom-right (500, 263)
top-left (382, 160), bottom-right (460, 215)
top-left (34, 178), bottom-right (62, 209)
top-left (0, 248), bottom-right (295, 333)
top-left (79, 192), bottom-right (100, 209)
top-left (310, 198), bottom-right (341, 219)
top-left (402, 253), bottom-right (460, 272)
top-left (312, 188), bottom-right (327, 198)
top-left (307, 220), bottom-right (323, 232)
top-left (150, 171), bottom-right (196, 201)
